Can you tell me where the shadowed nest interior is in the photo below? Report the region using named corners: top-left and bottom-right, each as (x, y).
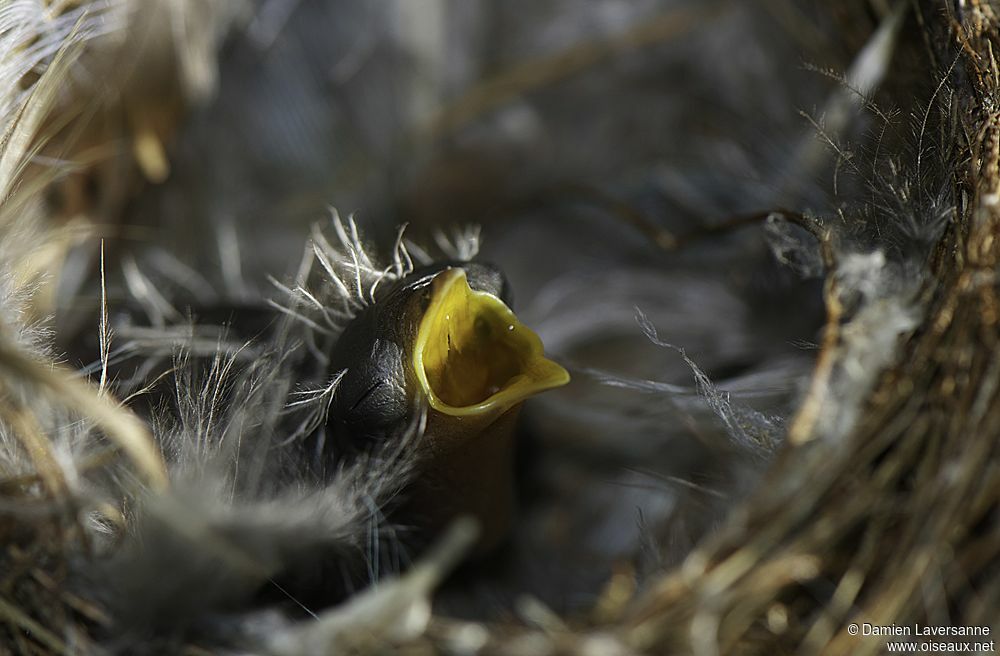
top-left (0, 1), bottom-right (997, 655)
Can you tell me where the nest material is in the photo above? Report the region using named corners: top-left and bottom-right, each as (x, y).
top-left (0, 1), bottom-right (997, 655)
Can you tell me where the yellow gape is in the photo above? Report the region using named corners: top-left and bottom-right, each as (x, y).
top-left (413, 268), bottom-right (569, 417)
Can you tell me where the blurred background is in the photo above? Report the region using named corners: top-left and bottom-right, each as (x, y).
top-left (40, 0), bottom-right (892, 617)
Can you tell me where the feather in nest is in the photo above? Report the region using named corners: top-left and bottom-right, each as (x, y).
top-left (0, 1), bottom-right (986, 654)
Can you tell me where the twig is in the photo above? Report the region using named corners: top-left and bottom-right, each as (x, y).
top-left (424, 3), bottom-right (724, 138)
top-left (0, 339), bottom-right (168, 490)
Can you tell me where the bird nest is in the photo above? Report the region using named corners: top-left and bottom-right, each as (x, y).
top-left (0, 1), bottom-right (997, 655)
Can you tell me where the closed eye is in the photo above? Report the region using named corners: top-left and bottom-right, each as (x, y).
top-left (349, 380), bottom-right (386, 413)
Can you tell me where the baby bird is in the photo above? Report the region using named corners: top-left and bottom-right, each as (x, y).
top-left (326, 260), bottom-right (569, 554)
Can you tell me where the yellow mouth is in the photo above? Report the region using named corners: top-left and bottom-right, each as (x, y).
top-left (413, 268), bottom-right (570, 417)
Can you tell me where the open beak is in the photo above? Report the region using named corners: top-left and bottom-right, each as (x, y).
top-left (413, 268), bottom-right (569, 417)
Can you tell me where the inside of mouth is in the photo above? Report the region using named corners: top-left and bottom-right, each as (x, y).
top-left (413, 268), bottom-right (569, 417)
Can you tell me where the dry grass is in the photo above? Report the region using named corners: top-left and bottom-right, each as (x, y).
top-left (0, 1), bottom-right (998, 655)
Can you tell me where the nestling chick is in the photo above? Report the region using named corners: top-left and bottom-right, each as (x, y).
top-left (327, 261), bottom-right (569, 554)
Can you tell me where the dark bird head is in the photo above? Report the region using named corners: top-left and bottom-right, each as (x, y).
top-left (326, 260), bottom-right (569, 552)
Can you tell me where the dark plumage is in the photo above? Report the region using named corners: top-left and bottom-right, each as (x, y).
top-left (327, 260), bottom-right (566, 554)
top-left (1, 2), bottom-right (996, 654)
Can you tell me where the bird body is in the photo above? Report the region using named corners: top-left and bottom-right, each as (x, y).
top-left (326, 261), bottom-right (568, 553)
